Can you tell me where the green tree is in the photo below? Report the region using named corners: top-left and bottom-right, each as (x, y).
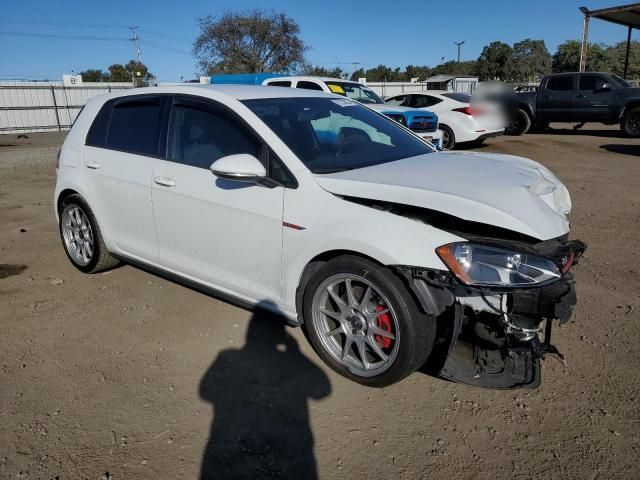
top-left (606, 40), bottom-right (640, 78)
top-left (431, 60), bottom-right (477, 76)
top-left (512, 39), bottom-right (551, 82)
top-left (476, 41), bottom-right (513, 80)
top-left (78, 69), bottom-right (108, 82)
top-left (302, 64), bottom-right (344, 78)
top-left (194, 10), bottom-right (307, 74)
top-left (552, 40), bottom-right (609, 73)
top-left (350, 67), bottom-right (366, 81)
top-left (359, 65), bottom-right (404, 82)
top-left (404, 65), bottom-right (431, 81)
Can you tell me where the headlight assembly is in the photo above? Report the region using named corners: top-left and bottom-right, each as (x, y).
top-left (436, 243), bottom-right (561, 287)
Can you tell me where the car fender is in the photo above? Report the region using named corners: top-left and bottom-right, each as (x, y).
top-left (280, 175), bottom-right (464, 312)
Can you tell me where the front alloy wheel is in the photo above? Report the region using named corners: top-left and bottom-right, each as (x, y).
top-left (311, 273), bottom-right (400, 377)
top-left (303, 255), bottom-right (435, 387)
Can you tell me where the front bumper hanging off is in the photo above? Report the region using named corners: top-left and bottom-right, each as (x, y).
top-left (400, 239), bottom-right (586, 389)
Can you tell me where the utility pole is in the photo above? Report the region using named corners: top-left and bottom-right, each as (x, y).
top-left (578, 7), bottom-right (590, 72)
top-left (352, 61), bottom-right (361, 79)
top-left (454, 41), bottom-right (465, 63)
top-left (129, 26), bottom-right (142, 64)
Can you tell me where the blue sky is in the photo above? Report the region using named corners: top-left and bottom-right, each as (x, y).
top-left (1, 0), bottom-right (637, 81)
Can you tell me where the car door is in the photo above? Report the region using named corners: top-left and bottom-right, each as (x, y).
top-left (151, 95), bottom-right (286, 302)
top-left (537, 75), bottom-right (576, 121)
top-left (573, 74), bottom-right (616, 122)
top-left (83, 95), bottom-right (168, 261)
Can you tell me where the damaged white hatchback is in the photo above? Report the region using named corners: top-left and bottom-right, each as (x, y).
top-left (55, 85), bottom-right (585, 388)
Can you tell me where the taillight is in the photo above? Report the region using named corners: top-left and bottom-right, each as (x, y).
top-left (452, 106), bottom-right (482, 116)
top-left (56, 149), bottom-right (61, 169)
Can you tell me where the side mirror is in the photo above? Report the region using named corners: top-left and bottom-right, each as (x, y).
top-left (210, 154), bottom-right (267, 184)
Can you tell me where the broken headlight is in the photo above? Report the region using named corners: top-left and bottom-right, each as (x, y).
top-left (436, 243), bottom-right (561, 287)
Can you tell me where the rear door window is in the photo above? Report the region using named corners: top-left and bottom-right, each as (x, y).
top-left (385, 95), bottom-right (406, 106)
top-left (546, 76), bottom-right (574, 91)
top-left (105, 97), bottom-right (167, 156)
top-left (266, 80), bottom-right (292, 87)
top-left (410, 95), bottom-right (443, 108)
top-left (578, 75), bottom-right (607, 91)
top-left (296, 81), bottom-right (324, 91)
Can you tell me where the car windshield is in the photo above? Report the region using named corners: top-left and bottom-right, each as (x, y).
top-left (242, 97), bottom-right (432, 174)
top-left (323, 81), bottom-right (385, 104)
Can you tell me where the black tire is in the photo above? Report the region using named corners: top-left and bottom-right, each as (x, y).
top-left (58, 194), bottom-right (120, 273)
top-left (621, 106), bottom-right (640, 138)
top-left (531, 120), bottom-right (550, 132)
top-left (505, 108), bottom-right (532, 135)
top-left (440, 125), bottom-right (456, 150)
top-left (302, 255), bottom-right (435, 387)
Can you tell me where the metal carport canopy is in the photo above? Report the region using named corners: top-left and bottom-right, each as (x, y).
top-left (578, 3), bottom-right (640, 77)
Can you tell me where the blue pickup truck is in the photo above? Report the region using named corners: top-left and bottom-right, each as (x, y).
top-left (208, 73), bottom-right (443, 149)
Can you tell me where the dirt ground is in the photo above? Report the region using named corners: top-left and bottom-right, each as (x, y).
top-left (1, 125), bottom-right (639, 480)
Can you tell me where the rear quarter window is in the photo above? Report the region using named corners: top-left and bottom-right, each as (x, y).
top-left (86, 102), bottom-right (112, 147)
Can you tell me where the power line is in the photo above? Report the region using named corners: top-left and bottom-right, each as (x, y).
top-left (0, 31), bottom-right (129, 41)
top-left (144, 39), bottom-right (193, 57)
top-left (141, 29), bottom-right (192, 46)
top-left (1, 19), bottom-right (130, 29)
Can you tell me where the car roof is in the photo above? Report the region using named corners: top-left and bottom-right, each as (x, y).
top-left (267, 76), bottom-right (363, 84)
top-left (399, 91), bottom-right (450, 96)
top-left (89, 84), bottom-right (337, 103)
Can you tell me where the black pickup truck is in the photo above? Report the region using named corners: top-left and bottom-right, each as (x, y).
top-left (507, 72), bottom-right (640, 137)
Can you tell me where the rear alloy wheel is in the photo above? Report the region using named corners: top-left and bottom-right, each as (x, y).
top-left (506, 108), bottom-right (532, 135)
top-left (621, 106), bottom-right (640, 138)
top-left (59, 194), bottom-right (120, 273)
top-left (440, 125), bottom-right (455, 150)
top-left (303, 255), bottom-right (435, 387)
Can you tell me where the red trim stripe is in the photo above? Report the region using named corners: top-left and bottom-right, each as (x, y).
top-left (283, 221), bottom-right (306, 231)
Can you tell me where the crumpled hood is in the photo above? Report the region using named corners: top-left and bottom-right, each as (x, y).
top-left (314, 151), bottom-right (572, 240)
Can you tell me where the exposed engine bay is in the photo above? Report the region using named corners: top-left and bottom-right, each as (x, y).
top-left (395, 237), bottom-right (585, 389)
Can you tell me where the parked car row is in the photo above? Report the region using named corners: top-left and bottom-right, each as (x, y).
top-left (211, 74), bottom-right (451, 149)
top-left (507, 72), bottom-right (640, 137)
top-left (385, 91), bottom-right (504, 150)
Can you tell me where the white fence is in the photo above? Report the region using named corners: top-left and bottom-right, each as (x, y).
top-left (0, 82), bottom-right (132, 134)
top-left (364, 78), bottom-right (478, 98)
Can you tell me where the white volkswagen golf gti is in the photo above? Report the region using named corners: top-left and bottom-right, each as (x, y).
top-left (55, 85), bottom-right (585, 388)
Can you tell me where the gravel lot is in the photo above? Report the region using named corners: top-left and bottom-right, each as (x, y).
top-left (1, 126), bottom-right (639, 479)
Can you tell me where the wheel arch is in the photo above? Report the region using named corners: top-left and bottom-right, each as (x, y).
top-left (56, 188), bottom-right (80, 215)
top-left (621, 100), bottom-right (640, 118)
top-left (294, 249), bottom-right (386, 324)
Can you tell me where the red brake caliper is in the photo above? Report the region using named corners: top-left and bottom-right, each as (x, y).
top-left (374, 305), bottom-right (392, 349)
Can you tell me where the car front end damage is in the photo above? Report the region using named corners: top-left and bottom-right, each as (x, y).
top-left (395, 236), bottom-right (586, 389)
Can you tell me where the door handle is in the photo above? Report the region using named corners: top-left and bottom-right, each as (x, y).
top-left (86, 162), bottom-right (101, 170)
top-left (153, 176), bottom-right (176, 187)
top-left (575, 94), bottom-right (586, 99)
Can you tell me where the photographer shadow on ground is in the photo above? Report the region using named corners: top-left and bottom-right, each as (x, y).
top-left (199, 301), bottom-right (331, 480)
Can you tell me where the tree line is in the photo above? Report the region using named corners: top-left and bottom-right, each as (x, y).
top-left (191, 10), bottom-right (639, 83)
top-left (78, 60), bottom-right (152, 83)
top-left (342, 39), bottom-right (639, 82)
top-left (78, 10), bottom-right (639, 84)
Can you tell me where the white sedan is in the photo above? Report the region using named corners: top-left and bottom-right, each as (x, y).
top-left (385, 91), bottom-right (504, 150)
